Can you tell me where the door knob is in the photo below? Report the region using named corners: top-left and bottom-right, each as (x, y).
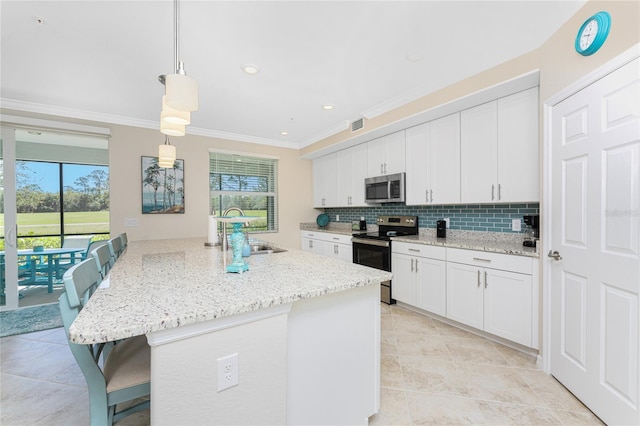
top-left (547, 250), bottom-right (563, 260)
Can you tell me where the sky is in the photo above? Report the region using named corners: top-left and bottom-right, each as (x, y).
top-left (18, 161), bottom-right (108, 193)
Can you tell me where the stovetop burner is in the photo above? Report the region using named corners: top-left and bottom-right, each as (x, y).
top-left (352, 215), bottom-right (419, 240)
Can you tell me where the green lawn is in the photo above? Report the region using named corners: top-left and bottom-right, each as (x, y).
top-left (0, 211), bottom-right (110, 236)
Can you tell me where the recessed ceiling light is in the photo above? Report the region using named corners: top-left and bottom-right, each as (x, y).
top-left (322, 104), bottom-right (334, 110)
top-left (280, 131), bottom-right (288, 136)
top-left (242, 64), bottom-right (260, 75)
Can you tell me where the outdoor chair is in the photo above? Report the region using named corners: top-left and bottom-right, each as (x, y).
top-left (55, 235), bottom-right (94, 279)
top-left (59, 259), bottom-right (150, 426)
top-left (118, 233), bottom-right (128, 250)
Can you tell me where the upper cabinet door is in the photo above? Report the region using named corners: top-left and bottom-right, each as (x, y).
top-left (461, 101), bottom-right (499, 203)
top-left (429, 113), bottom-right (461, 204)
top-left (497, 87), bottom-right (539, 202)
top-left (405, 114), bottom-right (461, 206)
top-left (312, 153), bottom-right (337, 207)
top-left (337, 144), bottom-right (368, 207)
top-left (367, 131), bottom-right (406, 177)
top-left (405, 122), bottom-right (430, 205)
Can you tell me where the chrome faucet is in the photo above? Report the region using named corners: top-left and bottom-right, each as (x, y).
top-left (222, 207), bottom-right (245, 217)
top-left (220, 207), bottom-right (246, 251)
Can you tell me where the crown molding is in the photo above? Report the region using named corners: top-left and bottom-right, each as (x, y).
top-left (0, 98), bottom-right (301, 150)
top-left (298, 120), bottom-right (351, 149)
top-left (361, 85), bottom-right (436, 120)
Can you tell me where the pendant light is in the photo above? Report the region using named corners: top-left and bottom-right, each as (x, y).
top-left (159, 0), bottom-right (198, 119)
top-left (161, 95), bottom-right (190, 125)
top-left (159, 135), bottom-right (176, 168)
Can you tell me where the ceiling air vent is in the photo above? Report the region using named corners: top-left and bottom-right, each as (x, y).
top-left (351, 118), bottom-right (364, 132)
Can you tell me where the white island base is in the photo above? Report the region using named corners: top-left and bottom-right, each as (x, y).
top-left (146, 283), bottom-right (380, 425)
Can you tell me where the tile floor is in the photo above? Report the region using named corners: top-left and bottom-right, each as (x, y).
top-left (0, 303), bottom-right (603, 425)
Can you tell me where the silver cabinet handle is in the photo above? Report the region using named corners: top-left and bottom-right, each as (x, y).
top-left (430, 189), bottom-right (433, 203)
top-left (548, 250), bottom-right (563, 260)
top-left (484, 271), bottom-right (488, 288)
top-left (411, 258), bottom-right (414, 272)
top-left (415, 259), bottom-right (419, 273)
top-left (334, 244), bottom-right (338, 254)
top-left (477, 270), bottom-right (481, 287)
top-left (498, 184), bottom-right (502, 200)
top-left (408, 248), bottom-right (420, 253)
top-left (491, 184), bottom-right (495, 201)
top-left (473, 257), bottom-right (491, 263)
top-left (381, 163), bottom-right (384, 174)
top-left (309, 240), bottom-right (313, 249)
top-left (426, 189), bottom-right (429, 203)
top-left (384, 163), bottom-right (387, 174)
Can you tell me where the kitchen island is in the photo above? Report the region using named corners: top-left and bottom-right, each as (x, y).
top-left (70, 238), bottom-right (391, 425)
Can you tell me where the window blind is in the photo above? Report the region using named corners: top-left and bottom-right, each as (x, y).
top-left (209, 152), bottom-right (278, 232)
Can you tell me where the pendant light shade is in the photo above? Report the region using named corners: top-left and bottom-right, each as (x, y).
top-left (160, 116), bottom-right (186, 137)
top-left (165, 72), bottom-right (199, 112)
top-left (159, 138), bottom-right (176, 168)
top-left (161, 95), bottom-right (190, 125)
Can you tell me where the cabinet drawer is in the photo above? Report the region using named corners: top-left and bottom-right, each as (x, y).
top-left (392, 241), bottom-right (446, 261)
top-left (300, 231), bottom-right (352, 245)
top-left (446, 247), bottom-right (532, 274)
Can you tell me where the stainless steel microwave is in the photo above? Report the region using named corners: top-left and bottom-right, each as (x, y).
top-left (365, 172), bottom-right (405, 204)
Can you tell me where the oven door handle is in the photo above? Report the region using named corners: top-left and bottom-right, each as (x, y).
top-left (351, 238), bottom-right (390, 248)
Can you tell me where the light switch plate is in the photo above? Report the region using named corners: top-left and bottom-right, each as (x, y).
top-left (124, 218), bottom-right (138, 227)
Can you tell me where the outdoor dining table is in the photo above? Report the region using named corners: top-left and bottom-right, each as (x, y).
top-left (0, 247), bottom-right (86, 293)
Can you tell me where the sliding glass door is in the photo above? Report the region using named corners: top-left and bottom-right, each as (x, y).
top-left (1, 126), bottom-right (19, 310)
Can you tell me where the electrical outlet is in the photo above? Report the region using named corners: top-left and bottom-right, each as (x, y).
top-left (512, 219), bottom-right (522, 232)
top-left (217, 353), bottom-right (239, 392)
top-left (444, 218), bottom-right (450, 228)
top-left (336, 214), bottom-right (340, 222)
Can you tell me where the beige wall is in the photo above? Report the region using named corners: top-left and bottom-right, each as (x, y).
top-left (301, 0), bottom-right (640, 157)
top-left (108, 124), bottom-right (315, 249)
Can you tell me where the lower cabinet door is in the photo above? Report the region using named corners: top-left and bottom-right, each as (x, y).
top-left (446, 262), bottom-right (484, 330)
top-left (483, 268), bottom-right (532, 346)
top-left (391, 253), bottom-right (416, 305)
top-left (416, 257), bottom-right (446, 316)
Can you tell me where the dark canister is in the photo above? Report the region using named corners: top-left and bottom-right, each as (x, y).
top-left (436, 220), bottom-right (447, 238)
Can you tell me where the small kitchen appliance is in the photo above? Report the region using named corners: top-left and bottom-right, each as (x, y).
top-left (352, 215), bottom-right (419, 304)
top-left (436, 220), bottom-right (447, 238)
top-left (522, 215), bottom-right (539, 247)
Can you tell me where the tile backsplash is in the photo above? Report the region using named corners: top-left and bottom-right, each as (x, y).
top-left (323, 203), bottom-right (539, 234)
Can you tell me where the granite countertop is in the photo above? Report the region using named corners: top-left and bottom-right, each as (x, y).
top-left (391, 234), bottom-right (539, 257)
top-left (69, 238), bottom-right (392, 344)
top-left (300, 222), bottom-right (539, 258)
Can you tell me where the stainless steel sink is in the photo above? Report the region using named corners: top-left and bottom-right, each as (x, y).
top-left (249, 244), bottom-right (287, 255)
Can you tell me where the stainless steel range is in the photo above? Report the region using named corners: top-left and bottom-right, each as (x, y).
top-left (352, 215), bottom-right (419, 304)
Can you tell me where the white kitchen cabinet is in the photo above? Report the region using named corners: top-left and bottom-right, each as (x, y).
top-left (336, 143), bottom-right (368, 207)
top-left (406, 113), bottom-right (460, 205)
top-left (460, 87), bottom-right (539, 203)
top-left (312, 153), bottom-right (337, 207)
top-left (367, 130), bottom-right (405, 177)
top-left (391, 242), bottom-right (446, 316)
top-left (446, 248), bottom-right (533, 347)
top-left (300, 231), bottom-right (352, 263)
top-left (496, 88), bottom-right (539, 202)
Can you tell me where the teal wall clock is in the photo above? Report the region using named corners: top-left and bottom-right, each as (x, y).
top-left (575, 11), bottom-right (611, 56)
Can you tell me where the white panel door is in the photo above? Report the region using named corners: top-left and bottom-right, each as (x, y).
top-left (550, 57), bottom-right (640, 425)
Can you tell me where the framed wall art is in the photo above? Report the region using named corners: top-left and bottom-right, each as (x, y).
top-left (141, 156), bottom-right (185, 214)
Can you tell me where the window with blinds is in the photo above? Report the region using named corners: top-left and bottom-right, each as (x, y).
top-left (209, 152), bottom-right (278, 232)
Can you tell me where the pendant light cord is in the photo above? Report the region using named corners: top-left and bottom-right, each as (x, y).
top-left (173, 0), bottom-right (179, 73)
